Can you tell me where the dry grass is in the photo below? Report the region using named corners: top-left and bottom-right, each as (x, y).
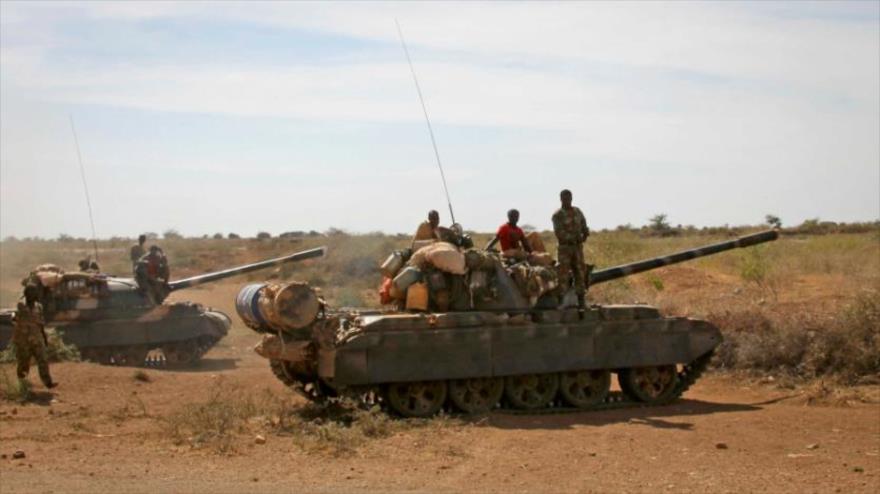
top-left (163, 379), bottom-right (460, 456)
top-left (0, 368), bottom-right (31, 403)
top-left (0, 329), bottom-right (81, 364)
top-left (711, 291), bottom-right (879, 383)
top-left (2, 230), bottom-right (878, 381)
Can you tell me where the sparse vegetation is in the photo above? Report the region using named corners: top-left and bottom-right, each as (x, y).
top-left (0, 329), bottom-right (80, 364)
top-left (164, 381), bottom-right (460, 456)
top-left (713, 291), bottom-right (880, 383)
top-left (0, 225), bottom-right (877, 383)
top-left (0, 369), bottom-right (31, 402)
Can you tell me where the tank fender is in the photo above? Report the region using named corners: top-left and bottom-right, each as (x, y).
top-left (202, 310), bottom-right (232, 336)
top-left (254, 334), bottom-right (312, 362)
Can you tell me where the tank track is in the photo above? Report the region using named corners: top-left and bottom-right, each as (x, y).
top-left (272, 350), bottom-right (715, 416)
top-left (497, 349), bottom-right (714, 415)
top-left (78, 334), bottom-right (221, 367)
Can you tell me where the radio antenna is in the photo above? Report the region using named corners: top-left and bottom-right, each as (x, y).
top-left (395, 19), bottom-right (456, 225)
top-left (69, 115), bottom-right (99, 263)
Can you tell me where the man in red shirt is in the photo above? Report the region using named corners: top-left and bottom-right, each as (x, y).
top-left (486, 209), bottom-right (532, 260)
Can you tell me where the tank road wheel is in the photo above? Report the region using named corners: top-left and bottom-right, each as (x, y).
top-left (619, 365), bottom-right (679, 404)
top-left (448, 377), bottom-right (504, 414)
top-left (559, 370), bottom-right (611, 408)
top-left (162, 340), bottom-right (199, 366)
top-left (386, 381), bottom-right (448, 418)
top-left (503, 373), bottom-right (560, 410)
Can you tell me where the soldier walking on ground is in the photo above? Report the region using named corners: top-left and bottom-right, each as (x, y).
top-left (552, 189), bottom-right (590, 309)
top-left (130, 234), bottom-right (146, 269)
top-left (13, 284), bottom-right (56, 388)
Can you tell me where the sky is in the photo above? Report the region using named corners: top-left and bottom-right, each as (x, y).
top-left (1, 1), bottom-right (878, 238)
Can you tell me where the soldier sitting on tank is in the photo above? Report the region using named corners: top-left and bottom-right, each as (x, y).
top-left (413, 210), bottom-right (473, 250)
top-left (13, 284), bottom-right (57, 389)
top-left (130, 234), bottom-right (147, 270)
top-left (135, 246), bottom-right (171, 304)
top-left (78, 257), bottom-right (100, 273)
top-left (486, 209), bottom-right (532, 261)
top-left (413, 210), bottom-right (441, 247)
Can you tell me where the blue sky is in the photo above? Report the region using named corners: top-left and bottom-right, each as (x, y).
top-left (1, 1), bottom-right (878, 238)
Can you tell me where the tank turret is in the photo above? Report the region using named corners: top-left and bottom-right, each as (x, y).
top-left (0, 247), bottom-right (326, 367)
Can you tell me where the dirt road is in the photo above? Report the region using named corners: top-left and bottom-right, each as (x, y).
top-left (1, 283), bottom-right (877, 494)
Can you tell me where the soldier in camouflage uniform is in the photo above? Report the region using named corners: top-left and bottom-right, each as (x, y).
top-left (130, 234), bottom-right (147, 270)
top-left (551, 189), bottom-right (590, 309)
top-left (13, 284), bottom-right (56, 388)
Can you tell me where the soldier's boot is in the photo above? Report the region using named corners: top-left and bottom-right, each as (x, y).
top-left (40, 374), bottom-right (57, 389)
top-left (37, 361), bottom-right (56, 389)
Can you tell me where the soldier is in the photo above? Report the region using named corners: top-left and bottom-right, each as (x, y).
top-left (552, 189), bottom-right (590, 309)
top-left (486, 209), bottom-right (532, 260)
top-left (135, 246), bottom-right (171, 304)
top-left (13, 284), bottom-right (56, 388)
top-left (413, 210), bottom-right (441, 245)
top-left (130, 234), bottom-right (147, 269)
top-left (77, 257), bottom-right (100, 273)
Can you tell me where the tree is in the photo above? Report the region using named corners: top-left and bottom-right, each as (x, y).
top-left (228, 233), bottom-right (241, 239)
top-left (648, 214), bottom-right (670, 232)
top-left (212, 233), bottom-right (224, 239)
top-left (764, 214), bottom-right (782, 229)
top-left (256, 231), bottom-right (272, 240)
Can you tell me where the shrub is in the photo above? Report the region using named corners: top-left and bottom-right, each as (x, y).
top-left (0, 370), bottom-right (31, 402)
top-left (713, 291), bottom-right (880, 383)
top-left (0, 329), bottom-right (80, 363)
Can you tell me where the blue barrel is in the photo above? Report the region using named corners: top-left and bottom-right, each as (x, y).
top-left (236, 283), bottom-right (268, 331)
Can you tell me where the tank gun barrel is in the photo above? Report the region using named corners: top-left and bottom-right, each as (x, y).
top-left (588, 230), bottom-right (778, 286)
top-left (167, 247), bottom-right (326, 292)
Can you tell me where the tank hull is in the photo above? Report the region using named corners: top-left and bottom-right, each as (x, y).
top-left (0, 305), bottom-right (230, 366)
top-left (257, 305), bottom-right (720, 414)
top-left (320, 307), bottom-right (718, 386)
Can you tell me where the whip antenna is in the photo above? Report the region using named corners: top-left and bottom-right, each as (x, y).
top-left (395, 19), bottom-right (456, 225)
top-left (69, 115), bottom-right (99, 263)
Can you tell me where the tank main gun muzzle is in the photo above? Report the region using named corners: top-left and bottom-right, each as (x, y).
top-left (588, 230), bottom-right (778, 286)
top-left (167, 246), bottom-right (326, 292)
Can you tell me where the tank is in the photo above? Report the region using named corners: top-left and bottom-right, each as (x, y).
top-left (0, 247), bottom-right (326, 366)
top-left (239, 231), bottom-right (777, 416)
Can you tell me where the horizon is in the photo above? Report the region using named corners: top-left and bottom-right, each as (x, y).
top-left (2, 1), bottom-right (878, 238)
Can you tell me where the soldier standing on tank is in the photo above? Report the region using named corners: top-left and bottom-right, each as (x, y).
top-left (135, 246), bottom-right (171, 304)
top-left (13, 284), bottom-right (56, 388)
top-left (130, 234), bottom-right (147, 270)
top-left (552, 189), bottom-right (590, 309)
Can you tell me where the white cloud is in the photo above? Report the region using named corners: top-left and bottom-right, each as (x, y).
top-left (1, 1), bottom-right (877, 237)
